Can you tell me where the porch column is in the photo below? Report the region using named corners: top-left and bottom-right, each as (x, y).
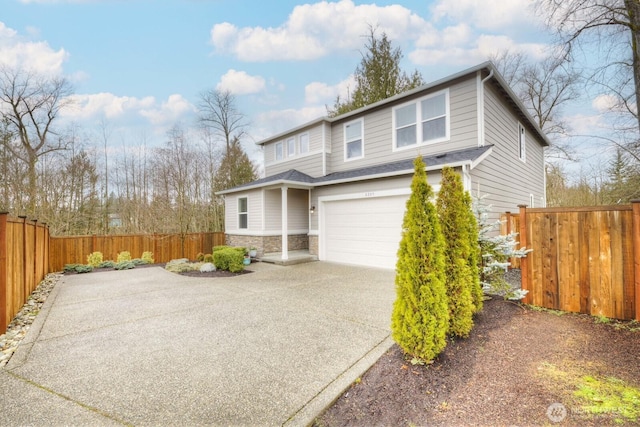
top-left (281, 186), bottom-right (288, 260)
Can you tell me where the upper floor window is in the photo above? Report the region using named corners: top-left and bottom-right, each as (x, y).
top-left (287, 137), bottom-right (295, 157)
top-left (299, 133), bottom-right (309, 154)
top-left (275, 142), bottom-right (283, 161)
top-left (393, 89), bottom-right (449, 150)
top-left (344, 119), bottom-right (364, 160)
top-left (518, 123), bottom-right (526, 162)
top-left (238, 197), bottom-right (248, 229)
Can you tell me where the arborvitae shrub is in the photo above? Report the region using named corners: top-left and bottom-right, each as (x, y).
top-left (436, 166), bottom-right (476, 337)
top-left (464, 192), bottom-right (483, 313)
top-left (87, 252), bottom-right (104, 268)
top-left (391, 156), bottom-right (449, 362)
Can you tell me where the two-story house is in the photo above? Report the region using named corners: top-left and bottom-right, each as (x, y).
top-left (217, 62), bottom-right (549, 269)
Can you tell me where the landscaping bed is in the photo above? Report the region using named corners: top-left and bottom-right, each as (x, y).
top-left (315, 298), bottom-right (640, 426)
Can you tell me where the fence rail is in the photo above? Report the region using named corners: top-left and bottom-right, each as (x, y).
top-left (49, 232), bottom-right (226, 272)
top-left (514, 201), bottom-right (640, 320)
top-left (0, 213), bottom-right (50, 334)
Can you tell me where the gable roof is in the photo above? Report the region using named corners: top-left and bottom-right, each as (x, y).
top-left (257, 61), bottom-right (551, 148)
top-left (217, 145), bottom-right (493, 195)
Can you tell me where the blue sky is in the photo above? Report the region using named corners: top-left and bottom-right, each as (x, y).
top-left (2, 0), bottom-right (606, 171)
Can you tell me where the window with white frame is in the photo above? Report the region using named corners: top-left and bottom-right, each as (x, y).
top-left (344, 119), bottom-right (364, 160)
top-left (299, 133), bottom-right (309, 154)
top-left (287, 137), bottom-right (295, 157)
top-left (238, 197), bottom-right (248, 229)
top-left (393, 89), bottom-right (449, 149)
top-left (275, 142), bottom-right (283, 161)
top-left (518, 123), bottom-right (526, 162)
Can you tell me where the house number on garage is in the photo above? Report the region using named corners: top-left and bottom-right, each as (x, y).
top-left (364, 192), bottom-right (375, 197)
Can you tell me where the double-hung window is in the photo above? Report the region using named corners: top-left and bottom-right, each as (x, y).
top-left (299, 133), bottom-right (309, 154)
top-left (344, 119), bottom-right (364, 160)
top-left (393, 89), bottom-right (449, 149)
top-left (287, 137), bottom-right (295, 157)
top-left (238, 197), bottom-right (248, 229)
top-left (518, 123), bottom-right (526, 162)
top-left (275, 142), bottom-right (283, 161)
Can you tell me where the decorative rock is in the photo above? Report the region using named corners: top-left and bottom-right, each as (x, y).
top-left (200, 263), bottom-right (216, 272)
top-left (0, 273), bottom-right (61, 368)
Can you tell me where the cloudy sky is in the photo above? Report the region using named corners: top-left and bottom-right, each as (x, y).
top-left (2, 0), bottom-right (605, 171)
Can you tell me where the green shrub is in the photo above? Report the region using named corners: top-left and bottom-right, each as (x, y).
top-left (203, 253), bottom-right (214, 263)
top-left (141, 251), bottom-right (154, 264)
top-left (64, 263), bottom-right (93, 273)
top-left (164, 262), bottom-right (199, 273)
top-left (86, 252), bottom-right (104, 268)
top-left (196, 252), bottom-right (205, 262)
top-left (213, 248), bottom-right (244, 273)
top-left (213, 245), bottom-right (229, 252)
top-left (131, 258), bottom-right (147, 266)
top-left (114, 261), bottom-right (135, 270)
top-left (98, 260), bottom-right (115, 268)
top-left (391, 156), bottom-right (449, 362)
top-left (436, 166), bottom-right (477, 338)
top-left (117, 251), bottom-right (132, 263)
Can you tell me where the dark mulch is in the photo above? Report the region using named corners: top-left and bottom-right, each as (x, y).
top-left (314, 298), bottom-right (640, 427)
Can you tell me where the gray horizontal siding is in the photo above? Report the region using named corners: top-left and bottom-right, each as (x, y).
top-left (327, 77), bottom-right (479, 174)
top-left (265, 152), bottom-right (324, 177)
top-left (264, 124), bottom-right (326, 177)
top-left (264, 188), bottom-right (309, 232)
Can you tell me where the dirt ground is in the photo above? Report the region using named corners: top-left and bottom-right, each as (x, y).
top-left (314, 298), bottom-right (640, 427)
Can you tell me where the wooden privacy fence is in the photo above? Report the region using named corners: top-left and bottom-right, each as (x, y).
top-left (0, 213), bottom-right (50, 334)
top-left (514, 201), bottom-right (640, 320)
top-left (49, 232), bottom-right (226, 272)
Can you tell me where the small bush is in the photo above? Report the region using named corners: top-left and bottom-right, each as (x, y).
top-left (131, 258), bottom-right (148, 266)
top-left (64, 264), bottom-right (93, 274)
top-left (196, 252), bottom-right (205, 262)
top-left (114, 261), bottom-right (135, 270)
top-left (203, 253), bottom-right (213, 263)
top-left (117, 251), bottom-right (132, 263)
top-left (213, 245), bottom-right (230, 252)
top-left (165, 262), bottom-right (199, 273)
top-left (141, 251), bottom-right (154, 264)
top-left (98, 260), bottom-right (115, 268)
top-left (213, 248), bottom-right (244, 273)
top-left (87, 252), bottom-right (104, 268)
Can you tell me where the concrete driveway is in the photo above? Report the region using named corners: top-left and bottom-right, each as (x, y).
top-left (1, 261), bottom-right (396, 426)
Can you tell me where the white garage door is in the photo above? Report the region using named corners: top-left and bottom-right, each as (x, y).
top-left (322, 194), bottom-right (408, 269)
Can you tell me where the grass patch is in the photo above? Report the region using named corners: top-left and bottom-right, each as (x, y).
top-left (525, 304), bottom-right (566, 316)
top-left (538, 362), bottom-right (640, 424)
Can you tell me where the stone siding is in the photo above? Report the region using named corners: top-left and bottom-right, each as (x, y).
top-left (226, 234), bottom-right (309, 257)
top-left (309, 235), bottom-right (318, 256)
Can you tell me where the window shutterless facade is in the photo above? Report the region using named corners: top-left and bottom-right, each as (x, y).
top-left (238, 197), bottom-right (248, 229)
top-left (275, 142), bottom-right (283, 161)
top-left (287, 137), bottom-right (295, 157)
top-left (344, 118), bottom-right (364, 160)
top-left (393, 89), bottom-right (449, 150)
top-left (299, 133), bottom-right (309, 154)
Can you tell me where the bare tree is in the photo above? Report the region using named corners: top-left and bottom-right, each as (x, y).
top-left (537, 0), bottom-right (640, 134)
top-left (198, 89), bottom-right (247, 154)
top-left (0, 67), bottom-right (73, 216)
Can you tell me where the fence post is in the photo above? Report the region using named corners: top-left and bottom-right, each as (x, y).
top-left (0, 213), bottom-right (8, 333)
top-left (518, 205), bottom-right (530, 304)
top-left (632, 199), bottom-right (640, 321)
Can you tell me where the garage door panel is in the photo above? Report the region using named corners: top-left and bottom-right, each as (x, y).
top-left (323, 194), bottom-right (407, 269)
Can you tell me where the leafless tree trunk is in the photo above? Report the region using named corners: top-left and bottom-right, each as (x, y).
top-left (0, 67), bottom-right (73, 216)
top-left (198, 89), bottom-right (247, 154)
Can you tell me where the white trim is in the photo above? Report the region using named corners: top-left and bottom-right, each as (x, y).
top-left (307, 229), bottom-right (319, 236)
top-left (281, 187), bottom-right (288, 260)
top-left (261, 189), bottom-right (266, 232)
top-left (299, 132), bottom-right (310, 154)
top-left (275, 141), bottom-right (283, 161)
top-left (392, 88), bottom-right (450, 152)
top-left (321, 123), bottom-right (327, 176)
top-left (343, 118), bottom-right (364, 161)
top-left (477, 71), bottom-right (484, 147)
top-left (225, 229), bottom-right (310, 237)
top-left (518, 122), bottom-right (526, 163)
top-left (286, 136), bottom-right (296, 157)
top-left (238, 196), bottom-right (248, 229)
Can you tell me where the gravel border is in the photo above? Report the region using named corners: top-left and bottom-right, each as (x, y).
top-left (0, 273), bottom-right (62, 368)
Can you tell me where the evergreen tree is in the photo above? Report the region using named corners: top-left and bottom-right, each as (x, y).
top-left (214, 137), bottom-right (258, 191)
top-left (464, 191), bottom-right (483, 313)
top-left (391, 156), bottom-right (448, 361)
top-left (328, 27), bottom-right (425, 117)
top-left (436, 167), bottom-right (478, 337)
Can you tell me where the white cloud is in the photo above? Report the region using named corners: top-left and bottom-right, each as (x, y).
top-left (410, 34), bottom-right (547, 66)
top-left (210, 0), bottom-right (429, 61)
top-left (216, 69), bottom-right (266, 95)
top-left (304, 75), bottom-right (356, 105)
top-left (0, 22), bottom-right (68, 74)
top-left (592, 94), bottom-right (624, 113)
top-left (253, 106), bottom-right (327, 139)
top-left (431, 0), bottom-right (538, 31)
top-left (63, 92), bottom-right (194, 127)
top-left (140, 94), bottom-right (195, 125)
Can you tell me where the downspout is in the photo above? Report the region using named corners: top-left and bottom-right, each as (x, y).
top-left (478, 68), bottom-right (494, 147)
